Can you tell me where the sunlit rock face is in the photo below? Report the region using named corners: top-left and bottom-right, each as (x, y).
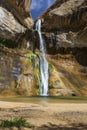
top-left (0, 0), bottom-right (34, 40)
top-left (47, 54), bottom-right (87, 96)
top-left (41, 0), bottom-right (87, 48)
top-left (41, 0), bottom-right (87, 31)
top-left (0, 0), bottom-right (34, 28)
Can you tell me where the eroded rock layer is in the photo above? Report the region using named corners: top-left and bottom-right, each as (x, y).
top-left (41, 0), bottom-right (87, 48)
top-left (0, 0), bottom-right (33, 40)
top-left (0, 46), bottom-right (40, 96)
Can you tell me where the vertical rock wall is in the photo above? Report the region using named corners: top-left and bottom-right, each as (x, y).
top-left (0, 47), bottom-right (40, 96)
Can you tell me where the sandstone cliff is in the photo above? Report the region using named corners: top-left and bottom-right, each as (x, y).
top-left (37, 0), bottom-right (87, 96)
top-left (0, 0), bottom-right (33, 40)
top-left (40, 0), bottom-right (87, 48)
top-left (0, 0), bottom-right (87, 96)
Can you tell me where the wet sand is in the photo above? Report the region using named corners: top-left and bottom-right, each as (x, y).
top-left (0, 101), bottom-right (87, 129)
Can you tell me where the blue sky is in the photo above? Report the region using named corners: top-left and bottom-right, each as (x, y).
top-left (30, 0), bottom-right (56, 19)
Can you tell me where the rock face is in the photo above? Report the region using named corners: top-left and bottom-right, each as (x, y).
top-left (0, 0), bottom-right (87, 96)
top-left (0, 0), bottom-right (33, 40)
top-left (1, 46), bottom-right (87, 96)
top-left (41, 0), bottom-right (87, 48)
top-left (0, 7), bottom-right (26, 40)
top-left (37, 0), bottom-right (87, 96)
top-left (48, 54), bottom-right (87, 96)
top-left (0, 47), bottom-right (40, 96)
top-left (41, 0), bottom-right (87, 31)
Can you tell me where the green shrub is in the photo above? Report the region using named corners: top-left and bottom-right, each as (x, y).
top-left (0, 117), bottom-right (32, 128)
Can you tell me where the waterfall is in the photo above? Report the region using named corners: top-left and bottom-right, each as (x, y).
top-left (36, 19), bottom-right (49, 96)
top-left (36, 19), bottom-right (46, 53)
top-left (26, 41), bottom-right (30, 49)
top-left (39, 55), bottom-right (49, 96)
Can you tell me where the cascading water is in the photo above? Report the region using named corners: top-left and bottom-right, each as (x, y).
top-left (36, 19), bottom-right (46, 53)
top-left (26, 41), bottom-right (30, 49)
top-left (36, 19), bottom-right (49, 96)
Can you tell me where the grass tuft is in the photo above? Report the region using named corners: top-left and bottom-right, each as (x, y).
top-left (0, 117), bottom-right (32, 128)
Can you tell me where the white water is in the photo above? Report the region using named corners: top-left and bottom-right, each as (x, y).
top-left (36, 19), bottom-right (49, 96)
top-left (36, 19), bottom-right (46, 54)
top-left (26, 41), bottom-right (30, 49)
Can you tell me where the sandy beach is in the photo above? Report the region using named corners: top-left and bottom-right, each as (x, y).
top-left (0, 101), bottom-right (87, 130)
